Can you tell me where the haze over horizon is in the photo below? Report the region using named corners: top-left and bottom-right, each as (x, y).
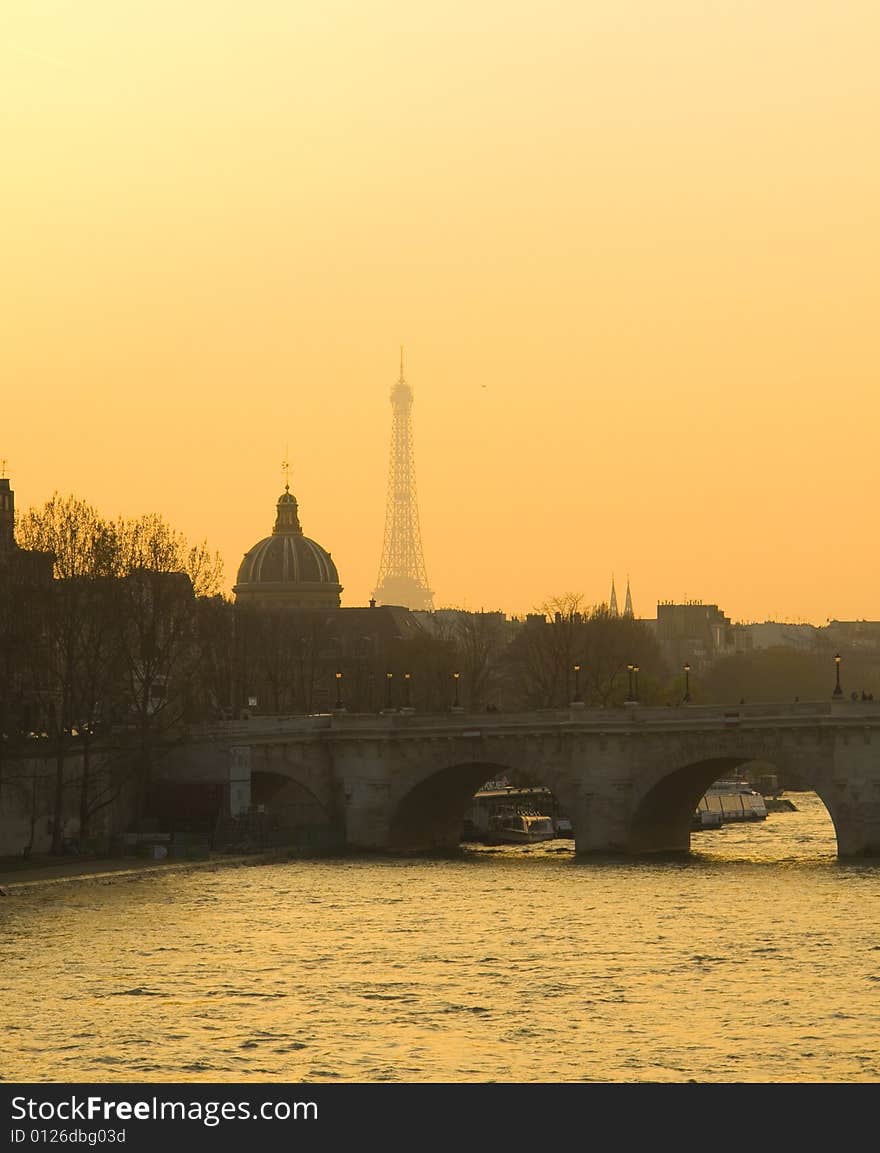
top-left (4, 2), bottom-right (878, 625)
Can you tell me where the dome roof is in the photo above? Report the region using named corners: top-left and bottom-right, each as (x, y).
top-left (233, 487), bottom-right (342, 606)
top-left (236, 533), bottom-right (339, 587)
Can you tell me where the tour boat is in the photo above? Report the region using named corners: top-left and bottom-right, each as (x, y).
top-left (487, 809), bottom-right (557, 844)
top-left (693, 779), bottom-right (768, 829)
top-left (463, 783), bottom-right (562, 843)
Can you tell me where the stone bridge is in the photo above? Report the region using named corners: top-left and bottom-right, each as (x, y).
top-left (171, 700), bottom-right (880, 858)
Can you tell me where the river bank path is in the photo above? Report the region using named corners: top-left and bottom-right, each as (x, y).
top-left (0, 850), bottom-right (291, 891)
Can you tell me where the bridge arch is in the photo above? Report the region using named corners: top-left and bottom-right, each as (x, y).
top-left (388, 758), bottom-right (577, 852)
top-left (627, 755), bottom-right (842, 855)
top-left (251, 769), bottom-right (331, 828)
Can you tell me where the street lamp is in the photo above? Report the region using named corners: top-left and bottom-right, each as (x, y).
top-left (833, 653), bottom-right (843, 699)
top-left (626, 664), bottom-right (634, 701)
top-left (403, 671), bottom-right (411, 709)
top-left (633, 664), bottom-right (640, 702)
top-left (385, 671), bottom-right (393, 710)
top-left (452, 671), bottom-right (461, 709)
top-left (335, 670), bottom-right (343, 710)
top-left (573, 663), bottom-right (582, 703)
top-left (683, 663), bottom-right (691, 704)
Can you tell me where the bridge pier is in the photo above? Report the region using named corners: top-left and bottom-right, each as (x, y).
top-left (339, 774), bottom-right (393, 851)
top-left (571, 787), bottom-right (631, 855)
top-left (571, 782), bottom-right (693, 856)
top-left (821, 787), bottom-right (880, 858)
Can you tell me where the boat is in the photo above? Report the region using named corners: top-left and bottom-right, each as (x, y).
top-left (691, 808), bottom-right (724, 830)
top-left (486, 808), bottom-right (557, 844)
top-left (554, 815), bottom-right (573, 836)
top-left (693, 778), bottom-right (768, 829)
top-left (707, 779), bottom-right (769, 820)
top-left (462, 783), bottom-right (562, 843)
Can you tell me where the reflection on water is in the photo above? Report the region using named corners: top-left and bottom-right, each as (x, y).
top-left (3, 793), bottom-right (879, 1082)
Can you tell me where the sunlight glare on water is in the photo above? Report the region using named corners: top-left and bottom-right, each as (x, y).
top-left (3, 794), bottom-right (879, 1083)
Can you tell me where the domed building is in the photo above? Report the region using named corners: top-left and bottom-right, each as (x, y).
top-left (234, 486), bottom-right (342, 609)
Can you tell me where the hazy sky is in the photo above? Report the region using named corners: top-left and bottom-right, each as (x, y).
top-left (3, 2), bottom-right (878, 623)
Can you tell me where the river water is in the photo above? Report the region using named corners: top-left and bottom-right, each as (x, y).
top-left (3, 793), bottom-right (879, 1083)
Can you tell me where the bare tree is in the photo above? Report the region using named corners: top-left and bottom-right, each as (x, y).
top-left (192, 595), bottom-right (235, 720)
top-left (502, 594), bottom-right (668, 710)
top-left (17, 495), bottom-right (118, 852)
top-left (428, 611), bottom-right (509, 711)
top-left (113, 513), bottom-right (223, 596)
top-left (15, 498), bottom-right (226, 844)
top-left (503, 593), bottom-right (587, 709)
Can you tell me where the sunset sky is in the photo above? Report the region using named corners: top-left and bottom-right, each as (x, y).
top-left (3, 2), bottom-right (879, 623)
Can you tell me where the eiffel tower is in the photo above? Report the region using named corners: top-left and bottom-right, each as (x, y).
top-left (373, 350), bottom-right (434, 610)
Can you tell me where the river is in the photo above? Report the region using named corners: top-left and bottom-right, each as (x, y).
top-left (3, 793), bottom-right (879, 1082)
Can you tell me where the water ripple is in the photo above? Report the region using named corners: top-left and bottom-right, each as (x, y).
top-left (3, 794), bottom-right (878, 1082)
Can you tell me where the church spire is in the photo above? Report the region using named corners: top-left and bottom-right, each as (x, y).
top-left (624, 576), bottom-right (634, 618)
top-left (610, 576), bottom-right (619, 617)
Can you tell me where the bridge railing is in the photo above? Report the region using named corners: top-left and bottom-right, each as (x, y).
top-left (185, 697), bottom-right (880, 742)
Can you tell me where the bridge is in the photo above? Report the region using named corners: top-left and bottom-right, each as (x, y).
top-left (170, 700), bottom-right (880, 858)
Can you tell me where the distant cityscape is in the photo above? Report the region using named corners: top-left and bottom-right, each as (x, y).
top-left (2, 358), bottom-right (878, 860)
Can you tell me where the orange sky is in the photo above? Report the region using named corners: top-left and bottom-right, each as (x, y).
top-left (3, 2), bottom-right (879, 623)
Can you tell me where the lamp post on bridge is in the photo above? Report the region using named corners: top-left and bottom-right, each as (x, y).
top-left (385, 671), bottom-right (394, 711)
top-left (833, 653), bottom-right (843, 699)
top-left (334, 670), bottom-right (344, 712)
top-left (403, 671), bottom-right (412, 710)
top-left (626, 664), bottom-right (634, 703)
top-left (572, 663), bottom-right (583, 706)
top-left (633, 664), bottom-right (640, 703)
top-left (683, 663), bottom-right (691, 704)
top-left (451, 671), bottom-right (463, 713)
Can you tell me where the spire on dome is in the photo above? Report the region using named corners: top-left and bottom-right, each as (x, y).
top-left (624, 577), bottom-right (634, 618)
top-left (610, 576), bottom-right (619, 617)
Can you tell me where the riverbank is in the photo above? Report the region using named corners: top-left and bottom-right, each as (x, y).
top-left (0, 849), bottom-right (297, 891)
